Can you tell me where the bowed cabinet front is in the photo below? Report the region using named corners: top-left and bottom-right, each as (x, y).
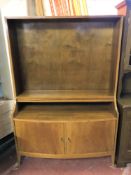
top-left (14, 104), bottom-right (116, 158)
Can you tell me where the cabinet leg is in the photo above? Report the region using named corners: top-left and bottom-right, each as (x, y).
top-left (15, 156), bottom-right (25, 169)
top-left (115, 161), bottom-right (127, 167)
top-left (14, 153), bottom-right (22, 169)
top-left (111, 154), bottom-right (115, 165)
top-left (110, 155), bottom-right (126, 168)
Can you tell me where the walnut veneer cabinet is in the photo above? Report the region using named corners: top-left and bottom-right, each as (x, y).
top-left (116, 1), bottom-right (131, 167)
top-left (6, 16), bottom-right (123, 164)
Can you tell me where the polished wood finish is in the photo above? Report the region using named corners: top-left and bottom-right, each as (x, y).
top-left (17, 90), bottom-right (114, 102)
top-left (66, 120), bottom-right (116, 155)
top-left (116, 1), bottom-right (131, 167)
top-left (6, 17), bottom-right (123, 163)
top-left (15, 121), bottom-right (64, 154)
top-left (14, 104), bottom-right (116, 157)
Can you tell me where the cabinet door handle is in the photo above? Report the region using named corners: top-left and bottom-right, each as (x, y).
top-left (61, 137), bottom-right (64, 143)
top-left (68, 137), bottom-right (71, 143)
top-left (61, 137), bottom-right (66, 153)
top-left (129, 49), bottom-right (131, 65)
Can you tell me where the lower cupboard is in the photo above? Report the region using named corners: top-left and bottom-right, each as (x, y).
top-left (14, 119), bottom-right (116, 158)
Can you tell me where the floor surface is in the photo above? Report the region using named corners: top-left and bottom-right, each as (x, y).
top-left (0, 145), bottom-right (16, 175)
top-left (6, 157), bottom-right (131, 175)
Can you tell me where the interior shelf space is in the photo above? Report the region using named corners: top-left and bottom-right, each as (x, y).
top-left (119, 71), bottom-right (131, 107)
top-left (14, 103), bottom-right (117, 122)
top-left (118, 94), bottom-right (131, 107)
top-left (16, 90), bottom-right (114, 102)
top-left (124, 67), bottom-right (131, 74)
top-left (8, 17), bottom-right (121, 103)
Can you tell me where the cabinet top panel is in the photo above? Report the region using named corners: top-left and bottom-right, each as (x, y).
top-left (6, 16), bottom-right (122, 20)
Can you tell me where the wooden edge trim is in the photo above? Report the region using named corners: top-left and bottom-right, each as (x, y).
top-left (114, 17), bottom-right (124, 116)
top-left (19, 151), bottom-right (113, 159)
top-left (4, 18), bottom-right (17, 99)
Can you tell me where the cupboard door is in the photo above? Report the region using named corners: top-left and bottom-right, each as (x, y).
top-left (119, 110), bottom-right (131, 161)
top-left (124, 10), bottom-right (131, 69)
top-left (122, 120), bottom-right (131, 160)
top-left (66, 120), bottom-right (116, 156)
top-left (15, 121), bottom-right (65, 155)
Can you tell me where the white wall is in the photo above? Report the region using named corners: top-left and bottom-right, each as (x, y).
top-left (0, 0), bottom-right (27, 99)
top-left (0, 0), bottom-right (27, 16)
top-left (87, 0), bottom-right (122, 15)
top-left (87, 0), bottom-right (124, 15)
top-left (0, 0), bottom-right (28, 138)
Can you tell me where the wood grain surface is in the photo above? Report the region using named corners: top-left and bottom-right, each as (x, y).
top-left (7, 18), bottom-right (120, 97)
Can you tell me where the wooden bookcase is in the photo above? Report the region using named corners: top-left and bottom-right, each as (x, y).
top-left (6, 16), bottom-right (123, 163)
top-left (116, 1), bottom-right (131, 167)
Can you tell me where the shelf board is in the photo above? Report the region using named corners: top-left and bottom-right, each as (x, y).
top-left (124, 66), bottom-right (131, 73)
top-left (16, 90), bottom-right (114, 103)
top-left (118, 94), bottom-right (131, 107)
top-left (14, 104), bottom-right (116, 122)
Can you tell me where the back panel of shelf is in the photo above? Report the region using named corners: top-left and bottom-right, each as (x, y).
top-left (121, 72), bottom-right (131, 95)
top-left (7, 17), bottom-right (123, 102)
top-left (119, 72), bottom-right (131, 107)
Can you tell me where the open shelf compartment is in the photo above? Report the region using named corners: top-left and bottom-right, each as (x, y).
top-left (14, 102), bottom-right (117, 122)
top-left (17, 90), bottom-right (114, 102)
top-left (119, 72), bottom-right (131, 107)
top-left (14, 102), bottom-right (117, 158)
top-left (7, 17), bottom-right (122, 102)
